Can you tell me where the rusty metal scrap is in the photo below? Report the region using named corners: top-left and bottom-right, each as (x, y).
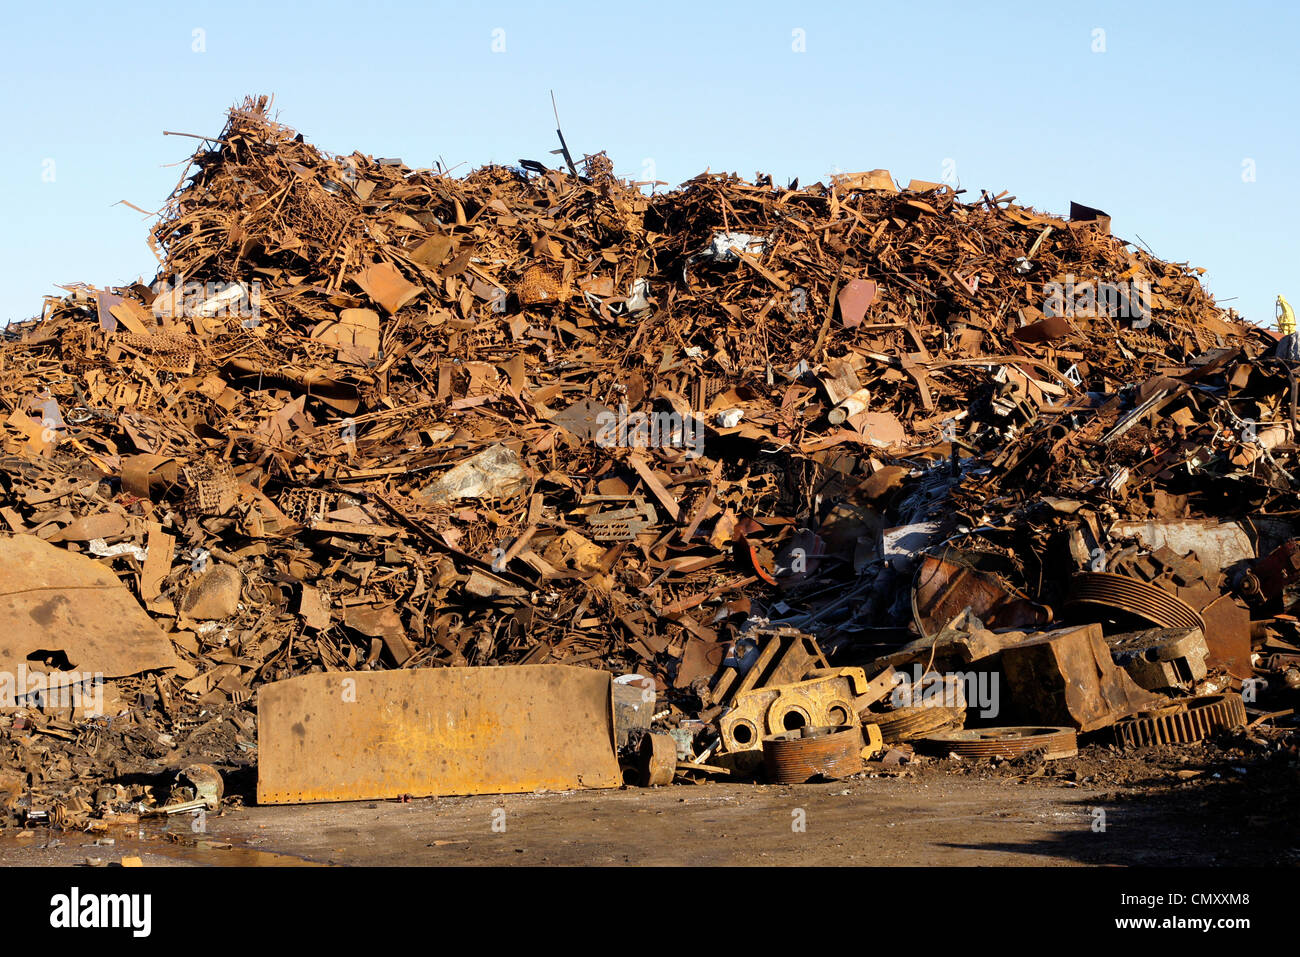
top-left (1068, 572), bottom-right (1206, 632)
top-left (718, 668), bottom-right (870, 754)
top-left (870, 704), bottom-right (967, 744)
top-left (1112, 693), bottom-right (1248, 748)
top-left (1238, 538), bottom-right (1300, 611)
top-left (0, 535), bottom-right (180, 679)
top-left (2, 95), bottom-right (1299, 820)
top-left (257, 665), bottom-right (622, 803)
top-left (1108, 627), bottom-right (1210, 692)
top-left (920, 727), bottom-right (1079, 761)
top-left (761, 725), bottom-right (864, 783)
top-left (998, 624), bottom-right (1165, 732)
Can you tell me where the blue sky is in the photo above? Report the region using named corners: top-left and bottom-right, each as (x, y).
top-left (2, 1), bottom-right (1295, 327)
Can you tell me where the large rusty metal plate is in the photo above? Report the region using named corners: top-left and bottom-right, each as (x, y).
top-left (0, 533), bottom-right (179, 684)
top-left (257, 665), bottom-right (621, 804)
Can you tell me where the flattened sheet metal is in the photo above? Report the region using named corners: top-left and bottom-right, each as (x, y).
top-left (257, 665), bottom-right (621, 804)
top-left (0, 533), bottom-right (179, 683)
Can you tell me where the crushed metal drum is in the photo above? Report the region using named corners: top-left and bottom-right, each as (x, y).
top-left (636, 731), bottom-right (677, 787)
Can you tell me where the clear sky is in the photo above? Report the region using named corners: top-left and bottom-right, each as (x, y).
top-left (1, 1), bottom-right (1296, 327)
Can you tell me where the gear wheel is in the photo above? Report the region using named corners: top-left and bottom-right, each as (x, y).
top-left (921, 726), bottom-right (1078, 760)
top-left (762, 725), bottom-right (863, 783)
top-left (869, 704), bottom-right (965, 743)
top-left (1113, 693), bottom-right (1247, 748)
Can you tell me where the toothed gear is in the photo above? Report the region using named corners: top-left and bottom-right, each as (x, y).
top-left (1113, 693), bottom-right (1247, 748)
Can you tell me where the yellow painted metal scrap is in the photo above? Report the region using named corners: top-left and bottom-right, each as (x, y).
top-left (257, 665), bottom-right (622, 804)
top-left (1278, 295), bottom-right (1295, 336)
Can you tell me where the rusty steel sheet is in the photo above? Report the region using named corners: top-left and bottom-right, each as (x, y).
top-left (912, 552), bottom-right (1052, 638)
top-left (257, 665), bottom-right (621, 804)
top-left (1196, 594), bottom-right (1252, 680)
top-left (0, 533), bottom-right (179, 683)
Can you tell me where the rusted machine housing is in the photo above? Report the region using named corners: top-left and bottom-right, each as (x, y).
top-left (711, 626), bottom-right (830, 708)
top-left (1238, 539), bottom-right (1300, 612)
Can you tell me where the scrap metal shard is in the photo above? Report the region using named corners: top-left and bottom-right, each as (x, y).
top-left (0, 534), bottom-right (179, 682)
top-left (913, 552), bottom-right (1052, 638)
top-left (256, 665), bottom-right (622, 804)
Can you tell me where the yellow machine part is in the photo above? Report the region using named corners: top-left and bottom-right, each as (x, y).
top-left (719, 667), bottom-right (871, 753)
top-left (1279, 295), bottom-right (1295, 336)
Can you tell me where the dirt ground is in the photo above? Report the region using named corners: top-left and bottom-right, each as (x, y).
top-left (2, 739), bottom-right (1295, 867)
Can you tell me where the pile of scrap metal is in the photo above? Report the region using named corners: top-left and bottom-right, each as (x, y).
top-left (1, 95), bottom-right (1297, 820)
